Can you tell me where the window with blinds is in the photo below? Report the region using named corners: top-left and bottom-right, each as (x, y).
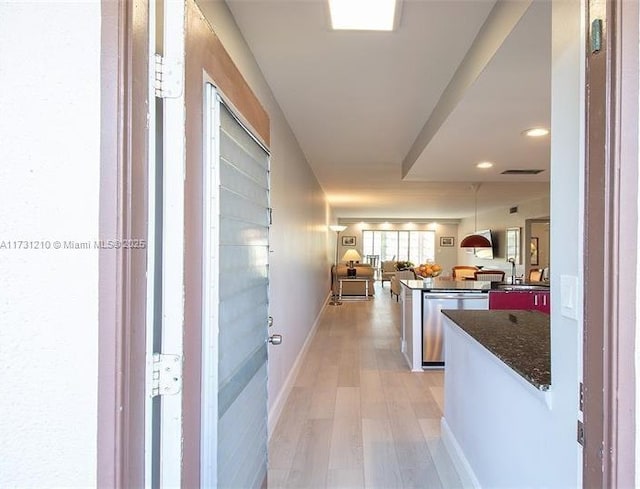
top-left (362, 230), bottom-right (435, 264)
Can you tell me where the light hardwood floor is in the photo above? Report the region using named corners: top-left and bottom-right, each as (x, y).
top-left (268, 283), bottom-right (465, 488)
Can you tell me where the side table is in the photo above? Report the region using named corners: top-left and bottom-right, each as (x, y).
top-left (338, 277), bottom-right (370, 301)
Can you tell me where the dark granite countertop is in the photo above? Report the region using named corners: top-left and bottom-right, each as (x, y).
top-left (401, 279), bottom-right (492, 292)
top-left (441, 310), bottom-right (551, 391)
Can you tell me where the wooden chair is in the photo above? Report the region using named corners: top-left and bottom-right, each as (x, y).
top-left (528, 269), bottom-right (543, 281)
top-left (473, 270), bottom-right (505, 282)
top-left (452, 266), bottom-right (479, 281)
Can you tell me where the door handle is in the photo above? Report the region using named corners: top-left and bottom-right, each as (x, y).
top-left (268, 334), bottom-right (282, 346)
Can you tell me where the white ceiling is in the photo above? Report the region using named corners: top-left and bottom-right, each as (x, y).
top-left (224, 0), bottom-right (551, 219)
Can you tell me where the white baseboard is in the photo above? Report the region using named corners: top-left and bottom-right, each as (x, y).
top-left (440, 417), bottom-right (482, 489)
top-left (267, 293), bottom-right (329, 438)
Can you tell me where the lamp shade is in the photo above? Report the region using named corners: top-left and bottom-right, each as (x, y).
top-left (461, 184), bottom-right (491, 249)
top-left (460, 234), bottom-right (492, 248)
top-left (329, 224), bottom-right (347, 233)
top-left (342, 249), bottom-right (361, 263)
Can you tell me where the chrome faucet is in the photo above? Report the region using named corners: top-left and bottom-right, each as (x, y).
top-left (508, 258), bottom-right (516, 284)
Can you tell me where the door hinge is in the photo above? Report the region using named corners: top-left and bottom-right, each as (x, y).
top-left (152, 353), bottom-right (182, 397)
top-left (579, 382), bottom-right (584, 411)
top-left (577, 420), bottom-right (585, 446)
top-left (154, 54), bottom-right (183, 99)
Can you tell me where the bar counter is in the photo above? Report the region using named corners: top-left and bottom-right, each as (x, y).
top-left (440, 309), bottom-right (555, 488)
top-left (441, 309), bottom-right (550, 390)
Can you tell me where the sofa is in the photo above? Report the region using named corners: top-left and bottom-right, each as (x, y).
top-left (331, 263), bottom-right (375, 297)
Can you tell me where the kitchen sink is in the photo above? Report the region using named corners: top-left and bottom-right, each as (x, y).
top-left (494, 284), bottom-right (550, 291)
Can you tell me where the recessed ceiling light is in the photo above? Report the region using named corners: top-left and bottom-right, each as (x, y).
top-left (476, 161), bottom-right (494, 169)
top-left (329, 0), bottom-right (398, 31)
top-left (523, 127), bottom-right (549, 137)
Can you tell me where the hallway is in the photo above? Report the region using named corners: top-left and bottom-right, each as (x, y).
top-left (268, 284), bottom-right (466, 488)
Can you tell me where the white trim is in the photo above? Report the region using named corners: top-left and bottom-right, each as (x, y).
top-left (200, 83), bottom-right (221, 489)
top-left (267, 299), bottom-right (328, 438)
top-left (218, 95), bottom-right (270, 155)
top-left (158, 0), bottom-right (185, 486)
top-left (440, 417), bottom-right (482, 489)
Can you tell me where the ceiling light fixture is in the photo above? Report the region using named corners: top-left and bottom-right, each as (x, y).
top-left (476, 161), bottom-right (494, 169)
top-left (460, 183), bottom-right (491, 249)
top-left (328, 0), bottom-right (398, 31)
top-left (523, 127), bottom-right (549, 137)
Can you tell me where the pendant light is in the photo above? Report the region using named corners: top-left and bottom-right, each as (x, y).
top-left (460, 183), bottom-right (492, 248)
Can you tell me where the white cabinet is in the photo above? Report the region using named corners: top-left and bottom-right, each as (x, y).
top-left (400, 284), bottom-right (423, 372)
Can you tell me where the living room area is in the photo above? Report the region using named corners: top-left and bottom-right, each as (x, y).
top-left (329, 191), bottom-right (550, 301)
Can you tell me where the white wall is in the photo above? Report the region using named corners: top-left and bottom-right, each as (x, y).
top-left (197, 1), bottom-right (330, 426)
top-left (0, 3), bottom-right (101, 487)
top-left (548, 0), bottom-right (585, 485)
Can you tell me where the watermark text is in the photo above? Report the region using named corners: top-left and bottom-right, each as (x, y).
top-left (0, 239), bottom-right (147, 250)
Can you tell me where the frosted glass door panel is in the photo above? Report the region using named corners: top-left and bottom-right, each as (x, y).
top-left (216, 102), bottom-right (269, 488)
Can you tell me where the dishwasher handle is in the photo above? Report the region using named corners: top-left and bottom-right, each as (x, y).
top-left (423, 293), bottom-right (489, 300)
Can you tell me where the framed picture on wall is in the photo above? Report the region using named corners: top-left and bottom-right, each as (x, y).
top-left (530, 237), bottom-right (539, 265)
top-left (342, 236), bottom-right (356, 246)
top-left (506, 227), bottom-right (521, 264)
top-left (440, 236), bottom-right (455, 247)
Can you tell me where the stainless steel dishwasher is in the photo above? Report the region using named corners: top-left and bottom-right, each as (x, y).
top-left (422, 290), bottom-right (489, 367)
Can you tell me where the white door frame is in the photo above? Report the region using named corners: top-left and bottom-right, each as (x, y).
top-left (144, 0), bottom-right (185, 487)
top-left (200, 82), bottom-right (221, 488)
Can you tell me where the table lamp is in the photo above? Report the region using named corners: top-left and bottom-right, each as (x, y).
top-left (342, 249), bottom-right (361, 276)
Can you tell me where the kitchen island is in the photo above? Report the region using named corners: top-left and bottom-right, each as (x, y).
top-left (440, 310), bottom-right (553, 488)
top-left (399, 279), bottom-right (491, 371)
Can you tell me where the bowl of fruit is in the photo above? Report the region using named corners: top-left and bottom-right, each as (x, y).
top-left (415, 263), bottom-right (442, 279)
